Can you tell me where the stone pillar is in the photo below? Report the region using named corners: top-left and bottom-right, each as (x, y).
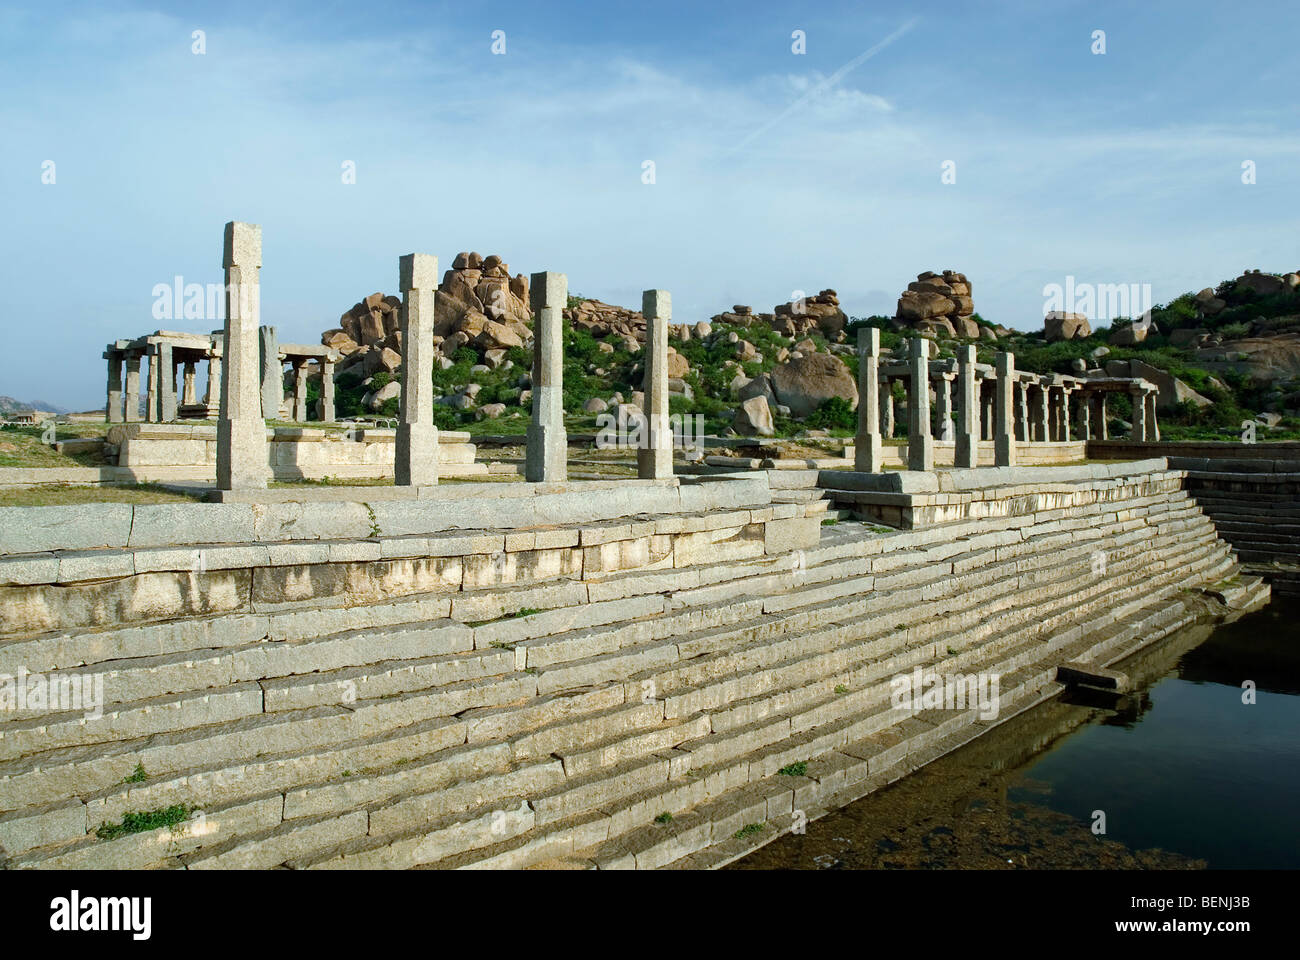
top-left (182, 360), bottom-right (198, 407)
top-left (395, 253), bottom-right (440, 486)
top-left (204, 342), bottom-right (223, 418)
top-left (1145, 392), bottom-right (1160, 441)
top-left (638, 289), bottom-right (673, 479)
top-left (146, 349), bottom-right (160, 422)
top-left (1077, 393), bottom-right (1092, 440)
top-left (156, 342), bottom-right (177, 421)
top-left (1058, 389), bottom-right (1072, 442)
top-left (935, 374), bottom-right (954, 442)
top-left (1130, 386), bottom-right (1147, 441)
top-left (954, 345), bottom-right (979, 468)
top-left (105, 349), bottom-right (123, 423)
top-left (292, 360), bottom-right (309, 421)
top-left (217, 221), bottom-right (269, 491)
top-left (907, 339), bottom-right (933, 471)
top-left (880, 380), bottom-right (895, 437)
top-left (854, 327), bottom-right (883, 472)
top-left (124, 352), bottom-right (142, 422)
top-left (1092, 395), bottom-right (1108, 440)
top-left (995, 352), bottom-right (1016, 467)
top-left (260, 325), bottom-right (281, 419)
top-left (981, 384), bottom-right (994, 441)
top-left (527, 271), bottom-right (567, 483)
top-left (1014, 381), bottom-right (1029, 442)
top-left (320, 358), bottom-right (336, 423)
top-left (1033, 383), bottom-right (1049, 442)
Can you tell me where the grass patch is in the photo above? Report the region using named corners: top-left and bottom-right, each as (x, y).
top-left (472, 607), bottom-right (544, 630)
top-left (834, 684), bottom-right (848, 695)
top-left (96, 804), bottom-right (194, 841)
top-left (122, 763), bottom-right (148, 784)
top-left (0, 483), bottom-right (203, 507)
top-left (778, 761), bottom-right (807, 777)
top-left (733, 822), bottom-right (765, 840)
top-left (654, 811), bottom-right (673, 824)
top-left (821, 517), bottom-right (838, 526)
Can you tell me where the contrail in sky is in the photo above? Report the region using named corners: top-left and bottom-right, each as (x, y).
top-left (728, 19), bottom-right (917, 155)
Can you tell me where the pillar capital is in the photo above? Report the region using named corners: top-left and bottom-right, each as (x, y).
top-left (530, 272), bottom-right (568, 313)
top-left (399, 253), bottom-right (438, 292)
top-left (223, 221), bottom-right (262, 269)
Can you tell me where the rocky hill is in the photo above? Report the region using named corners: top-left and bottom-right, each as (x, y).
top-left (318, 258), bottom-right (1300, 442)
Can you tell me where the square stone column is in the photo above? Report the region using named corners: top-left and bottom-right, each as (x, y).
top-left (935, 374), bottom-right (954, 442)
top-left (156, 341), bottom-right (177, 421)
top-left (981, 384), bottom-right (994, 441)
top-left (880, 380), bottom-right (894, 437)
top-left (1145, 392), bottom-right (1160, 441)
top-left (124, 352), bottom-right (142, 422)
top-left (182, 360), bottom-right (198, 406)
top-left (1015, 381), bottom-right (1031, 442)
top-left (954, 345), bottom-right (979, 468)
top-left (204, 340), bottom-right (223, 418)
top-left (907, 339), bottom-right (933, 471)
top-left (1130, 386), bottom-right (1147, 441)
top-left (1033, 383), bottom-right (1049, 442)
top-left (395, 253), bottom-right (440, 486)
top-left (320, 358), bottom-right (336, 422)
top-left (1092, 395), bottom-right (1108, 440)
top-left (260, 326), bottom-right (281, 419)
top-left (104, 349), bottom-right (123, 423)
top-left (291, 360), bottom-right (309, 421)
top-left (1076, 393), bottom-right (1092, 439)
top-left (146, 350), bottom-right (160, 422)
top-left (854, 326), bottom-right (883, 472)
top-left (217, 221), bottom-right (269, 491)
top-left (994, 351), bottom-right (1017, 466)
top-left (1058, 388), bottom-right (1072, 441)
top-left (527, 271), bottom-right (567, 483)
top-left (639, 289), bottom-right (673, 479)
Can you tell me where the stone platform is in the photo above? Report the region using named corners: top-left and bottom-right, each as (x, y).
top-left (0, 462), bottom-right (1267, 869)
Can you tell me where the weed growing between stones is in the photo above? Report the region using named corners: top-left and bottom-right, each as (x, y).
top-left (734, 822), bottom-right (765, 840)
top-left (96, 804), bottom-right (194, 841)
top-left (778, 762), bottom-right (808, 777)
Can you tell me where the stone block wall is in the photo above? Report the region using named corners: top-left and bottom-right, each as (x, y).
top-left (0, 465), bottom-right (1265, 870)
top-left (105, 423), bottom-right (483, 481)
top-left (1169, 456), bottom-right (1300, 596)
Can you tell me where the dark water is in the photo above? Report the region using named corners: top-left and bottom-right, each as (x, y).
top-left (733, 597), bottom-right (1300, 870)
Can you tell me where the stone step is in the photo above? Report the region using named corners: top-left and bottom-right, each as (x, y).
top-left (0, 481), bottom-right (1243, 867)
top-left (442, 535), bottom-right (1229, 866)
top-left (0, 502), bottom-right (1216, 806)
top-left (327, 539), bottom-right (1236, 869)
top-left (587, 578), bottom-right (1233, 871)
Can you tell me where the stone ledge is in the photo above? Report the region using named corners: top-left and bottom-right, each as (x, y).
top-left (0, 475), bottom-right (770, 558)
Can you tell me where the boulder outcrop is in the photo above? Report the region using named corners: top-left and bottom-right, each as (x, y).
top-left (768, 352), bottom-right (858, 419)
top-left (896, 270), bottom-right (976, 336)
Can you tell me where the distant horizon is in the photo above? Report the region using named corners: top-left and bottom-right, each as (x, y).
top-left (4, 0), bottom-right (1297, 410)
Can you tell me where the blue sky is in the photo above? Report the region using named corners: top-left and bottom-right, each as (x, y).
top-left (2, 0), bottom-right (1297, 410)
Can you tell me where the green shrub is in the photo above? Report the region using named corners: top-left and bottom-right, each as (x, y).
top-left (806, 396), bottom-right (856, 431)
